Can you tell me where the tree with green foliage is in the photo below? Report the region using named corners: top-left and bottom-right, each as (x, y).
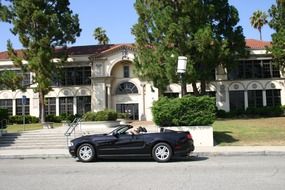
top-left (132, 0), bottom-right (247, 96)
top-left (0, 0), bottom-right (11, 22)
top-left (250, 10), bottom-right (268, 40)
top-left (93, 27), bottom-right (109, 45)
top-left (4, 0), bottom-right (81, 123)
top-left (268, 0), bottom-right (285, 68)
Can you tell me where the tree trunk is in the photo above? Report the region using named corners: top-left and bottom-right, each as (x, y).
top-left (192, 82), bottom-right (199, 96)
top-left (200, 80), bottom-right (206, 95)
top-left (39, 90), bottom-right (45, 123)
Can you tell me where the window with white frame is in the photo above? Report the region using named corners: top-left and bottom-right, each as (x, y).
top-left (16, 98), bottom-right (30, 115)
top-left (59, 97), bottom-right (74, 115)
top-left (0, 99), bottom-right (13, 115)
top-left (116, 82), bottom-right (138, 94)
top-left (266, 89), bottom-right (281, 107)
top-left (76, 96), bottom-right (91, 115)
top-left (45, 98), bottom-right (56, 115)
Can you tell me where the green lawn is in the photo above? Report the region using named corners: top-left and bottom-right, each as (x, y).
top-left (213, 117), bottom-right (285, 146)
top-left (5, 123), bottom-right (62, 133)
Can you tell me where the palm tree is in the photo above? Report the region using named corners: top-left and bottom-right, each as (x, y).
top-left (250, 10), bottom-right (268, 40)
top-left (93, 27), bottom-right (110, 45)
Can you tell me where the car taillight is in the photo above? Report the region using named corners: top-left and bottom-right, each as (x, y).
top-left (187, 133), bottom-right (192, 139)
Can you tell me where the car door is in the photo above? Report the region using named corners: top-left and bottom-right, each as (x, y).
top-left (96, 133), bottom-right (146, 156)
top-left (127, 134), bottom-right (148, 155)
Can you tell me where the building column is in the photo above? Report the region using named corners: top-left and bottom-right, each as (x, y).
top-left (56, 97), bottom-right (59, 116)
top-left (262, 90), bottom-right (267, 106)
top-left (73, 96), bottom-right (77, 115)
top-left (140, 83), bottom-right (146, 121)
top-left (244, 90), bottom-right (248, 110)
top-left (12, 99), bottom-right (16, 116)
top-left (106, 84), bottom-right (112, 109)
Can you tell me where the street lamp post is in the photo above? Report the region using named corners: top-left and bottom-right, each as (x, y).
top-left (177, 56), bottom-right (187, 97)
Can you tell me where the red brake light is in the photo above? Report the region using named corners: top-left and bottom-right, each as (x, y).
top-left (187, 133), bottom-right (192, 139)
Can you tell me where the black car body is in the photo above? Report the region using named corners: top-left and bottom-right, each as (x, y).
top-left (68, 125), bottom-right (194, 162)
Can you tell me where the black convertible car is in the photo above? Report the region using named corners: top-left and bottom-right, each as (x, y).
top-left (68, 125), bottom-right (194, 162)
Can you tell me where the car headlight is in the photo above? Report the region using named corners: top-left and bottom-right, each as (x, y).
top-left (68, 141), bottom-right (74, 147)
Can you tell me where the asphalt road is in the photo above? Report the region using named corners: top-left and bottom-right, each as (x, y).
top-left (0, 156), bottom-right (284, 190)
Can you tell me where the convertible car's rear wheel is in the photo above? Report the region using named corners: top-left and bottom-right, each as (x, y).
top-left (152, 143), bottom-right (172, 162)
top-left (77, 143), bottom-right (95, 162)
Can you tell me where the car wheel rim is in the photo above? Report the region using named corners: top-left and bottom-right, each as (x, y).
top-left (155, 145), bottom-right (169, 160)
top-left (79, 146), bottom-right (93, 160)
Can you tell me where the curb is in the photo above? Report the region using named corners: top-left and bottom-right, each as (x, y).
top-left (0, 154), bottom-right (71, 160)
top-left (191, 151), bottom-right (285, 157)
top-left (1, 151), bottom-right (285, 160)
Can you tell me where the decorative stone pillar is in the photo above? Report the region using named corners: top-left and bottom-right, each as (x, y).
top-left (106, 84), bottom-right (112, 109)
top-left (244, 90), bottom-right (248, 110)
top-left (12, 99), bottom-right (16, 116)
top-left (262, 90), bottom-right (267, 106)
top-left (140, 83), bottom-right (146, 121)
top-left (56, 97), bottom-right (59, 116)
top-left (73, 96), bottom-right (77, 115)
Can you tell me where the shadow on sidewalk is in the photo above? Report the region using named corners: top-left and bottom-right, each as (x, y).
top-left (0, 133), bottom-right (21, 148)
top-left (214, 131), bottom-right (239, 145)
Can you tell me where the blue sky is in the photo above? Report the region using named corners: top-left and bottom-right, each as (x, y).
top-left (0, 0), bottom-right (276, 52)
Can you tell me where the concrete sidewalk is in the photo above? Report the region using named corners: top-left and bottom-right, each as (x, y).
top-left (1, 146), bottom-right (285, 160)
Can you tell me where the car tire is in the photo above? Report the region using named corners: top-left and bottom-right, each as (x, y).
top-left (152, 143), bottom-right (172, 162)
top-left (77, 143), bottom-right (95, 162)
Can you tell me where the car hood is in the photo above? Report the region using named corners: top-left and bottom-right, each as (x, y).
top-left (71, 133), bottom-right (108, 142)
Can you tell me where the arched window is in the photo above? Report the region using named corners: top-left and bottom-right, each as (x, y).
top-left (116, 82), bottom-right (138, 94)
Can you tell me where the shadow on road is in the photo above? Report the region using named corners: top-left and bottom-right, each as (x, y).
top-left (172, 156), bottom-right (208, 162)
top-left (76, 155), bottom-right (208, 163)
top-left (214, 131), bottom-right (239, 145)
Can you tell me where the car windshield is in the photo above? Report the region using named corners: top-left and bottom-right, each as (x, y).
top-left (107, 125), bottom-right (132, 135)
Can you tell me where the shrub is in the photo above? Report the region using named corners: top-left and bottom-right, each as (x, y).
top-left (152, 95), bottom-right (216, 126)
top-left (59, 113), bottom-right (78, 122)
top-left (216, 109), bottom-right (228, 118)
top-left (95, 110), bottom-right (117, 121)
top-left (83, 110), bottom-right (118, 121)
top-left (83, 112), bottom-right (97, 121)
top-left (216, 106), bottom-right (284, 119)
top-left (117, 112), bottom-right (128, 119)
top-left (245, 106), bottom-right (283, 117)
top-left (0, 108), bottom-right (8, 120)
top-left (9, 115), bottom-right (39, 124)
top-left (0, 108), bottom-right (9, 129)
top-left (45, 114), bottom-right (62, 123)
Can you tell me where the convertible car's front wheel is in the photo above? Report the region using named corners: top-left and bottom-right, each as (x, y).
top-left (77, 143), bottom-right (95, 162)
top-left (152, 143), bottom-right (172, 162)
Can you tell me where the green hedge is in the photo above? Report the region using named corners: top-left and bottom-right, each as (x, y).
top-left (0, 108), bottom-right (8, 121)
top-left (216, 106), bottom-right (285, 118)
top-left (152, 95), bottom-right (216, 126)
top-left (0, 108), bottom-right (9, 129)
top-left (9, 115), bottom-right (39, 124)
top-left (83, 110), bottom-right (118, 121)
top-left (45, 114), bottom-right (62, 123)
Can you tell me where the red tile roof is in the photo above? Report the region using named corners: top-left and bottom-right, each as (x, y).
top-left (245, 39), bottom-right (271, 49)
top-left (0, 39), bottom-right (271, 60)
top-left (0, 44), bottom-right (119, 60)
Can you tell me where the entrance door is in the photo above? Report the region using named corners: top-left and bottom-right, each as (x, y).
top-left (116, 104), bottom-right (139, 120)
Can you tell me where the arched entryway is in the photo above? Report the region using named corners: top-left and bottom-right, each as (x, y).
top-left (115, 81), bottom-right (139, 120)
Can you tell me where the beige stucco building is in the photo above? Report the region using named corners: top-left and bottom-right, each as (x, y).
top-left (0, 39), bottom-right (284, 121)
